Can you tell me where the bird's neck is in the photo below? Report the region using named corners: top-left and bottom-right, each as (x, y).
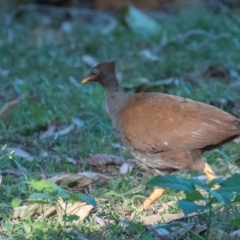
top-left (103, 76), bottom-right (129, 129)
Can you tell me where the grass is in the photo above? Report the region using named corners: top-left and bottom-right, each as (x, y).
top-left (1, 4), bottom-right (240, 239)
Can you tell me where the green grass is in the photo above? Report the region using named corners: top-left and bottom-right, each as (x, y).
top-left (1, 4), bottom-right (240, 239)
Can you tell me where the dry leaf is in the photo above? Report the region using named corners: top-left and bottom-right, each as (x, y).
top-left (56, 198), bottom-right (93, 223)
top-left (54, 123), bottom-right (75, 139)
top-left (120, 161), bottom-right (140, 175)
top-left (230, 229), bottom-right (240, 239)
top-left (48, 172), bottom-right (112, 189)
top-left (72, 117), bottom-right (84, 128)
top-left (140, 49), bottom-right (160, 61)
top-left (141, 212), bottom-right (200, 225)
top-left (79, 172), bottom-right (112, 183)
top-left (88, 154), bottom-right (121, 166)
top-left (233, 136), bottom-right (240, 143)
top-left (148, 222), bottom-right (204, 239)
top-left (7, 147), bottom-right (33, 162)
top-left (82, 55), bottom-right (98, 67)
top-left (13, 204), bottom-right (55, 219)
top-left (48, 173), bottom-right (93, 189)
top-left (2, 168), bottom-right (26, 176)
top-left (94, 216), bottom-right (106, 227)
top-left (88, 154), bottom-right (122, 174)
top-left (40, 120), bottom-right (75, 139)
top-left (40, 124), bottom-right (57, 139)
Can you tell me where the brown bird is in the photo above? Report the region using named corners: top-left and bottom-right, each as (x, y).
top-left (82, 61), bottom-right (240, 209)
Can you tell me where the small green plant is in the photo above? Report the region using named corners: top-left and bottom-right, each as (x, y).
top-left (0, 179), bottom-right (97, 239)
top-left (148, 173), bottom-right (240, 239)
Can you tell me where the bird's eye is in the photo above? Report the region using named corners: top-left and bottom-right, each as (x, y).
top-left (92, 70), bottom-right (97, 75)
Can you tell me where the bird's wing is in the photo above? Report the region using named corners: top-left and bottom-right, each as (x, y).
top-left (120, 93), bottom-right (240, 152)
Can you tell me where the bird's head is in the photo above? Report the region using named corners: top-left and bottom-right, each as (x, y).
top-left (81, 61), bottom-right (116, 87)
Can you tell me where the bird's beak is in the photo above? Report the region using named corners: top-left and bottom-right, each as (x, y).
top-left (81, 76), bottom-right (92, 83)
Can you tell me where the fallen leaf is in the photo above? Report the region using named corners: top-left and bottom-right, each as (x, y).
top-left (48, 172), bottom-right (112, 189)
top-left (120, 160), bottom-right (140, 175)
top-left (13, 204), bottom-right (55, 219)
top-left (230, 229), bottom-right (240, 239)
top-left (48, 173), bottom-right (92, 189)
top-left (88, 154), bottom-right (122, 174)
top-left (72, 117), bottom-right (84, 128)
top-left (94, 216), bottom-right (106, 227)
top-left (54, 123), bottom-right (75, 139)
top-left (88, 154), bottom-right (121, 166)
top-left (79, 172), bottom-right (112, 183)
top-left (82, 55), bottom-right (98, 67)
top-left (234, 136), bottom-right (240, 143)
top-left (40, 121), bottom-right (75, 140)
top-left (147, 221), bottom-right (205, 239)
top-left (140, 49), bottom-right (160, 61)
top-left (140, 211), bottom-right (199, 225)
top-left (7, 147), bottom-right (33, 162)
top-left (56, 198), bottom-right (93, 223)
top-left (2, 168), bottom-right (26, 176)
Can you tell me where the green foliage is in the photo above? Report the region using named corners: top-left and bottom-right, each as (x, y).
top-left (28, 179), bottom-right (97, 208)
top-left (148, 174), bottom-right (240, 238)
top-left (1, 3), bottom-right (240, 239)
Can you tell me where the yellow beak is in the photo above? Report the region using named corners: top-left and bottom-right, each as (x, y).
top-left (81, 76), bottom-right (92, 83)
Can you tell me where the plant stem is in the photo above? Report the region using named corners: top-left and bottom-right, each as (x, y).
top-left (205, 194), bottom-right (212, 240)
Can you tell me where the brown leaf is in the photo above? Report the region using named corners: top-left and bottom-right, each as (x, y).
top-left (141, 212), bottom-right (200, 225)
top-left (48, 173), bottom-right (92, 189)
top-left (13, 204), bottom-right (55, 219)
top-left (48, 172), bottom-right (112, 189)
top-left (88, 154), bottom-right (122, 174)
top-left (56, 198), bottom-right (93, 222)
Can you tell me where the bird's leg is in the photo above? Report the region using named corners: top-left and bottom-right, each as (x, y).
top-left (203, 162), bottom-right (216, 181)
top-left (142, 188), bottom-right (165, 210)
